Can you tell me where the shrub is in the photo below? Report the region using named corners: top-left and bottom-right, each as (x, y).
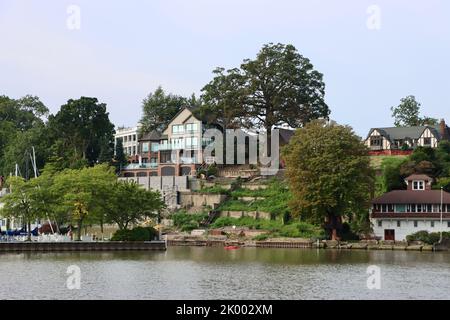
top-left (406, 231), bottom-right (450, 244)
top-left (111, 226), bottom-right (157, 241)
top-left (172, 212), bottom-right (208, 232)
top-left (253, 234), bottom-right (269, 241)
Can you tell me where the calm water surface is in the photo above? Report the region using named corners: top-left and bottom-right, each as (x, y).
top-left (0, 247), bottom-right (449, 300)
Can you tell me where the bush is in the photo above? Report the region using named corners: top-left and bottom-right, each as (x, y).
top-left (253, 234), bottom-right (269, 241)
top-left (111, 226), bottom-right (157, 241)
top-left (172, 212), bottom-right (208, 232)
top-left (406, 231), bottom-right (450, 244)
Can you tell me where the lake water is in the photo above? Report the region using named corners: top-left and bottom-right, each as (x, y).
top-left (0, 247), bottom-right (449, 300)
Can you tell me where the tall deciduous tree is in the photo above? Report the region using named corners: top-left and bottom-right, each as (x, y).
top-left (52, 164), bottom-right (116, 240)
top-left (198, 67), bottom-right (246, 129)
top-left (391, 95), bottom-right (438, 127)
top-left (0, 177), bottom-right (43, 241)
top-left (201, 43), bottom-right (330, 155)
top-left (48, 97), bottom-right (115, 168)
top-left (283, 120), bottom-right (374, 240)
top-left (104, 180), bottom-right (165, 230)
top-left (140, 86), bottom-right (187, 133)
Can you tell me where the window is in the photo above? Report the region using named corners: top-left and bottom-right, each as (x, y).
top-left (151, 143), bottom-right (159, 152)
top-left (414, 221), bottom-right (418, 228)
top-left (417, 204), bottom-right (422, 213)
top-left (382, 204), bottom-right (387, 212)
top-left (413, 180), bottom-right (425, 190)
top-left (427, 204), bottom-right (432, 213)
top-left (397, 221), bottom-right (401, 227)
top-left (411, 204), bottom-right (416, 213)
top-left (423, 137), bottom-right (431, 145)
top-left (388, 204), bottom-right (394, 212)
top-left (431, 221), bottom-right (435, 228)
top-left (185, 123), bottom-right (198, 133)
top-left (142, 142), bottom-right (149, 153)
top-left (133, 135), bottom-right (136, 141)
top-left (406, 204), bottom-right (411, 213)
top-left (132, 146), bottom-right (136, 155)
top-left (172, 125), bottom-right (184, 134)
top-left (185, 137), bottom-right (198, 148)
top-left (377, 220), bottom-right (382, 227)
top-left (370, 137), bottom-right (382, 146)
top-left (448, 221), bottom-right (450, 228)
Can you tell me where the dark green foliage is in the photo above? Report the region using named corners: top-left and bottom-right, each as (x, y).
top-left (113, 138), bottom-right (128, 173)
top-left (391, 95), bottom-right (437, 127)
top-left (172, 212), bottom-right (208, 232)
top-left (111, 226), bottom-right (158, 241)
top-left (406, 231), bottom-right (450, 244)
top-left (210, 216), bottom-right (324, 239)
top-left (47, 97), bottom-right (115, 168)
top-left (200, 43), bottom-right (330, 133)
top-left (139, 86), bottom-right (188, 133)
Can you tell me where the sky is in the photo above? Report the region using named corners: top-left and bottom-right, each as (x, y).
top-left (1, 0), bottom-right (449, 137)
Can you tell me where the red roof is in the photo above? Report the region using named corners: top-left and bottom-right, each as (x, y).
top-left (372, 190), bottom-right (450, 204)
top-left (405, 174), bottom-right (433, 181)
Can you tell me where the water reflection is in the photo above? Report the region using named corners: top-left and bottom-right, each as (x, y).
top-left (0, 247), bottom-right (449, 300)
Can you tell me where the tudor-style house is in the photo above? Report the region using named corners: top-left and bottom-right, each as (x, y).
top-left (365, 119), bottom-right (450, 155)
top-left (371, 174), bottom-right (450, 241)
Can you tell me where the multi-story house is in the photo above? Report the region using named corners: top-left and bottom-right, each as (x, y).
top-left (121, 107), bottom-right (215, 178)
top-left (115, 125), bottom-right (140, 157)
top-left (371, 174), bottom-right (450, 240)
top-left (364, 119), bottom-right (450, 155)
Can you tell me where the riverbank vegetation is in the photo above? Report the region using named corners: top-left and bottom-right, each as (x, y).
top-left (0, 164), bottom-right (164, 240)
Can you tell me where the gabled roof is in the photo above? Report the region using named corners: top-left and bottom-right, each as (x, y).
top-left (140, 130), bottom-right (164, 141)
top-left (366, 125), bottom-right (448, 144)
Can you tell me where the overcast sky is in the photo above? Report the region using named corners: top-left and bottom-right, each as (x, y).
top-left (1, 0), bottom-right (449, 137)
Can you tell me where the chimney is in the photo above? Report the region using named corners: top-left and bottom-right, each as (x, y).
top-left (440, 119), bottom-right (448, 140)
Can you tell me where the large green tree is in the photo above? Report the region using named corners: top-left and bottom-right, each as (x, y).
top-left (283, 120), bottom-right (374, 240)
top-left (202, 43), bottom-right (329, 134)
top-left (104, 180), bottom-right (165, 230)
top-left (0, 95), bottom-right (49, 176)
top-left (140, 86), bottom-right (188, 133)
top-left (0, 176), bottom-right (43, 241)
top-left (47, 97), bottom-right (115, 168)
top-left (391, 95), bottom-right (438, 127)
top-left (52, 164), bottom-right (116, 240)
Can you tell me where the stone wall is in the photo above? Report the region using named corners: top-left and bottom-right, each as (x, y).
top-left (179, 192), bottom-right (227, 209)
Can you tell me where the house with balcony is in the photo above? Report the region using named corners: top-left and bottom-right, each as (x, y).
top-left (114, 125), bottom-right (140, 157)
top-left (371, 174), bottom-right (450, 240)
top-left (120, 107), bottom-right (216, 178)
top-left (364, 119), bottom-right (450, 155)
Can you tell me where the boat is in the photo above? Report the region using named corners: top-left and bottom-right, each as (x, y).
top-left (224, 245), bottom-right (240, 250)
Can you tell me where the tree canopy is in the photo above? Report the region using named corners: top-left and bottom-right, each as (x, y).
top-left (139, 86), bottom-right (188, 134)
top-left (391, 95), bottom-right (438, 127)
top-left (283, 120), bottom-right (374, 239)
top-left (200, 43), bottom-right (330, 132)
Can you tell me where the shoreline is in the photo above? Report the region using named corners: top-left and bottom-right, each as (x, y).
top-left (166, 237), bottom-right (448, 252)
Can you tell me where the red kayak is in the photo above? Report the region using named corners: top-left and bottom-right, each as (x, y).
top-left (224, 245), bottom-right (240, 250)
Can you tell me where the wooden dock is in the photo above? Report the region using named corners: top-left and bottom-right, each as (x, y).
top-left (0, 241), bottom-right (167, 252)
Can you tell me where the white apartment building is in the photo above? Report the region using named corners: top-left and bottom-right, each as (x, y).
top-left (115, 125), bottom-right (141, 157)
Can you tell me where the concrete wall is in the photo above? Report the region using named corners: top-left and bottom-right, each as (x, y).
top-left (219, 211), bottom-right (271, 220)
top-left (179, 192), bottom-right (227, 209)
top-left (119, 176), bottom-right (188, 192)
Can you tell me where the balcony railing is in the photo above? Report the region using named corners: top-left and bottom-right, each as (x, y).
top-left (125, 163), bottom-right (158, 170)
